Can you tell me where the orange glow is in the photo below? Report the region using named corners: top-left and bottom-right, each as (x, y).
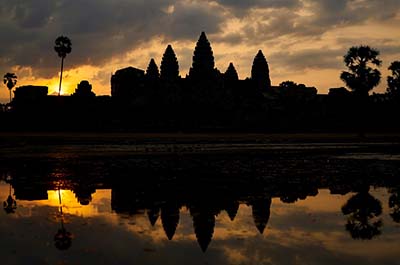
top-left (0, 183), bottom-right (112, 218)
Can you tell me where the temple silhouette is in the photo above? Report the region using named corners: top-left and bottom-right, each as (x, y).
top-left (108, 31), bottom-right (275, 130)
top-left (2, 31), bottom-right (399, 131)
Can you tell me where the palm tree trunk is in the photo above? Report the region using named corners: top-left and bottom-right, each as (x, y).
top-left (58, 188), bottom-right (64, 229)
top-left (9, 89), bottom-right (11, 104)
top-left (58, 57), bottom-right (64, 96)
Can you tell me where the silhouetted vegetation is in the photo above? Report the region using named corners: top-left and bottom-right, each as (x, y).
top-left (54, 189), bottom-right (72, 250)
top-left (389, 187), bottom-right (400, 223)
top-left (3, 72), bottom-right (17, 103)
top-left (387, 61), bottom-right (400, 101)
top-left (342, 188), bottom-right (383, 240)
top-left (54, 36), bottom-right (72, 96)
top-left (340, 46), bottom-right (381, 98)
top-left (3, 184), bottom-right (17, 214)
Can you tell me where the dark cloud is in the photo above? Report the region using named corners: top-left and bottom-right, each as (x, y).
top-left (0, 0), bottom-right (221, 78)
top-left (223, 0), bottom-right (400, 46)
top-left (210, 0), bottom-right (302, 16)
top-left (162, 2), bottom-right (224, 40)
top-left (308, 0), bottom-right (400, 29)
top-left (12, 0), bottom-right (57, 29)
top-left (0, 0), bottom-right (399, 83)
top-left (214, 0), bottom-right (300, 9)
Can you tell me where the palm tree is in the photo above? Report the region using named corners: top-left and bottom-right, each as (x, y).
top-left (54, 188), bottom-right (72, 250)
top-left (54, 36), bottom-right (72, 96)
top-left (340, 46), bottom-right (381, 97)
top-left (3, 73), bottom-right (17, 103)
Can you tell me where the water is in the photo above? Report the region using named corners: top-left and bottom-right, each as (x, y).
top-left (0, 141), bottom-right (400, 265)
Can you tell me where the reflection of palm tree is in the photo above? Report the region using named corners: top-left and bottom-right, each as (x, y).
top-left (342, 189), bottom-right (383, 240)
top-left (54, 36), bottom-right (72, 96)
top-left (388, 188), bottom-right (400, 223)
top-left (3, 184), bottom-right (17, 214)
top-left (54, 189), bottom-right (72, 250)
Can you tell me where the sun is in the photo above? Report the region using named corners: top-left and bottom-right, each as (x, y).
top-left (51, 84), bottom-right (61, 95)
top-left (51, 82), bottom-right (73, 95)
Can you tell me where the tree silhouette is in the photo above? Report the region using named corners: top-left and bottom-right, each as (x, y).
top-left (341, 190), bottom-right (383, 240)
top-left (71, 80), bottom-right (95, 98)
top-left (54, 36), bottom-right (72, 96)
top-left (3, 184), bottom-right (17, 214)
top-left (3, 72), bottom-right (17, 103)
top-left (340, 46), bottom-right (381, 97)
top-left (251, 50), bottom-right (271, 92)
top-left (146, 58), bottom-right (160, 80)
top-left (224, 63), bottom-right (239, 81)
top-left (189, 32), bottom-right (215, 80)
top-left (160, 45), bottom-right (179, 82)
top-left (388, 188), bottom-right (400, 223)
top-left (278, 81), bottom-right (317, 100)
top-left (387, 61), bottom-right (400, 101)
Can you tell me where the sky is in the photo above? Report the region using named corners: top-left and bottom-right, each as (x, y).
top-left (1, 0), bottom-right (400, 101)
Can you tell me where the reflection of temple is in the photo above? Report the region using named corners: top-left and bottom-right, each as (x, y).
top-left (190, 204), bottom-right (219, 252)
top-left (147, 207), bottom-right (160, 226)
top-left (161, 203), bottom-right (181, 240)
top-left (250, 197), bottom-right (272, 234)
top-left (1, 151), bottom-right (400, 251)
top-left (224, 200), bottom-right (239, 221)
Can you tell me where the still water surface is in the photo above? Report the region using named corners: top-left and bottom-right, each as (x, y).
top-left (0, 141), bottom-right (400, 265)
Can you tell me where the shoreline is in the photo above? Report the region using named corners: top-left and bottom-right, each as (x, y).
top-left (1, 131), bottom-right (400, 142)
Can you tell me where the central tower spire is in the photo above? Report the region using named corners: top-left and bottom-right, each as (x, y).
top-left (189, 32), bottom-right (215, 80)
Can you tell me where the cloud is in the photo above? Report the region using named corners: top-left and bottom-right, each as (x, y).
top-left (209, 0), bottom-right (302, 16)
top-left (11, 0), bottom-right (57, 29)
top-left (0, 0), bottom-right (399, 98)
top-left (0, 0), bottom-right (222, 79)
top-left (269, 48), bottom-right (344, 71)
